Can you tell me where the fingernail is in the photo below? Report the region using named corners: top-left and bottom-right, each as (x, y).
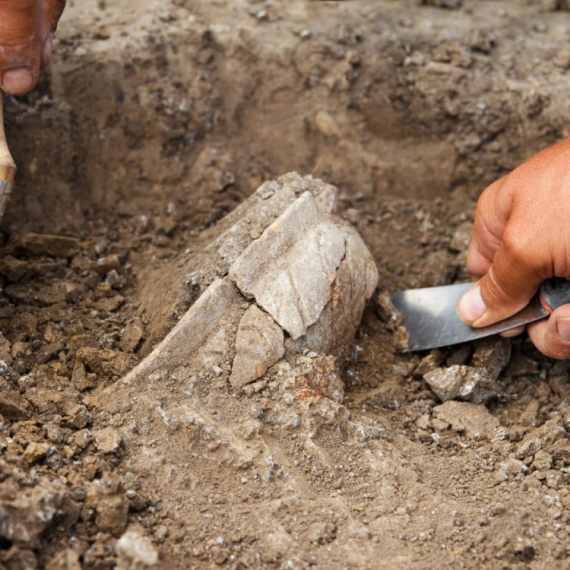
top-left (457, 284), bottom-right (487, 324)
top-left (2, 68), bottom-right (34, 94)
top-left (556, 318), bottom-right (570, 343)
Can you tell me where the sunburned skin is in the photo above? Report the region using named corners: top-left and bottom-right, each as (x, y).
top-left (0, 0), bottom-right (65, 95)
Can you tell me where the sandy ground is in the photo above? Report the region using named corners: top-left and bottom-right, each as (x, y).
top-left (1, 0), bottom-right (570, 568)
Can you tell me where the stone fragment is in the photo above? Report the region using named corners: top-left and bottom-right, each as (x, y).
top-left (94, 427), bottom-right (122, 454)
top-left (415, 350), bottom-right (444, 376)
top-left (300, 229), bottom-right (379, 354)
top-left (77, 347), bottom-right (137, 377)
top-left (63, 405), bottom-right (92, 430)
top-left (532, 450), bottom-right (553, 471)
top-left (5, 233), bottom-right (79, 258)
top-left (520, 400), bottom-right (541, 427)
top-left (375, 291), bottom-right (401, 328)
top-left (500, 458), bottom-right (527, 477)
top-left (0, 255), bottom-right (28, 282)
top-left (0, 479), bottom-right (79, 543)
top-left (230, 306), bottom-right (285, 389)
top-left (0, 379), bottom-right (32, 420)
top-left (116, 528), bottom-right (159, 569)
top-left (46, 549), bottom-right (82, 570)
top-left (0, 333), bottom-right (12, 367)
top-left (86, 473), bottom-right (129, 537)
top-left (120, 279), bottom-right (244, 386)
top-left (230, 191), bottom-right (346, 339)
top-left (416, 414), bottom-right (430, 430)
top-left (94, 254), bottom-right (122, 275)
top-left (433, 401), bottom-right (500, 439)
top-left (296, 355), bottom-right (345, 403)
top-left (95, 295), bottom-right (125, 312)
top-left (23, 442), bottom-right (52, 463)
top-left (120, 318), bottom-right (145, 353)
top-left (471, 337), bottom-right (511, 381)
top-left (424, 365), bottom-right (498, 404)
top-left (515, 438), bottom-right (541, 459)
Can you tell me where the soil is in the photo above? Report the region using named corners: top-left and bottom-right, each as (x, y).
top-left (1, 0), bottom-right (570, 568)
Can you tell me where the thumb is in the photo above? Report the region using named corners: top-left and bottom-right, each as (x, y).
top-left (457, 235), bottom-right (544, 328)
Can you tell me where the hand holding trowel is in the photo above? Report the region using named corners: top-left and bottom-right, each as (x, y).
top-left (392, 139), bottom-right (570, 358)
top-left (392, 277), bottom-right (570, 351)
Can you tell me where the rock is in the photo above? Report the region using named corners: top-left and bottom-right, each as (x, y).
top-left (300, 227), bottom-right (379, 354)
top-left (46, 549), bottom-right (82, 570)
top-left (94, 427), bottom-right (122, 453)
top-left (296, 355), bottom-right (345, 403)
top-left (93, 254), bottom-right (122, 275)
top-left (515, 438), bottom-right (541, 459)
top-left (416, 414), bottom-right (430, 430)
top-left (230, 306), bottom-right (285, 389)
top-left (23, 441), bottom-right (52, 463)
top-left (500, 458), bottom-right (528, 477)
top-left (95, 295), bottom-right (125, 312)
top-left (5, 233), bottom-right (79, 258)
top-left (532, 450), bottom-right (553, 471)
top-left (523, 417), bottom-right (566, 446)
top-left (116, 528), bottom-right (159, 569)
top-left (375, 291), bottom-right (401, 327)
top-left (76, 347), bottom-right (137, 377)
top-left (0, 479), bottom-right (79, 543)
top-left (0, 255), bottom-right (28, 282)
top-left (520, 400), bottom-right (541, 427)
top-left (120, 318), bottom-right (145, 353)
top-left (0, 379), bottom-right (32, 420)
top-left (230, 191), bottom-right (346, 339)
top-left (86, 473), bottom-right (129, 537)
top-left (63, 405), bottom-right (92, 430)
top-left (415, 350), bottom-right (444, 376)
top-left (424, 365), bottom-right (498, 404)
top-left (433, 401), bottom-right (500, 438)
top-left (119, 279), bottom-right (244, 386)
top-left (471, 337), bottom-right (511, 381)
top-left (229, 189), bottom-right (378, 343)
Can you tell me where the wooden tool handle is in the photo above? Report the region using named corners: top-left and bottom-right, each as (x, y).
top-left (0, 92), bottom-right (16, 182)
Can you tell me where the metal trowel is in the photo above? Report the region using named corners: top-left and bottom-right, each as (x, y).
top-left (391, 277), bottom-right (570, 351)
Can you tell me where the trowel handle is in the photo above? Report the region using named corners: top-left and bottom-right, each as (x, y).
top-left (539, 277), bottom-right (570, 314)
top-left (0, 91), bottom-right (16, 182)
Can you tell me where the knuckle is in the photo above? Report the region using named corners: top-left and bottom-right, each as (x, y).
top-left (500, 229), bottom-right (529, 264)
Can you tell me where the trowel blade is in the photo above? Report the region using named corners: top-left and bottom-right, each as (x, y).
top-left (391, 282), bottom-right (549, 351)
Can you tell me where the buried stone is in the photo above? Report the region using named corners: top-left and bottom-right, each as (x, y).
top-left (424, 365), bottom-right (501, 404)
top-left (118, 173), bottom-right (378, 392)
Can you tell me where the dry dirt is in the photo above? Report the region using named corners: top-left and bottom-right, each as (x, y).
top-left (2, 0), bottom-right (570, 568)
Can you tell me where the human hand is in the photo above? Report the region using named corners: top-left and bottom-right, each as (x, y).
top-left (457, 139), bottom-right (570, 359)
top-left (0, 0), bottom-right (66, 95)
